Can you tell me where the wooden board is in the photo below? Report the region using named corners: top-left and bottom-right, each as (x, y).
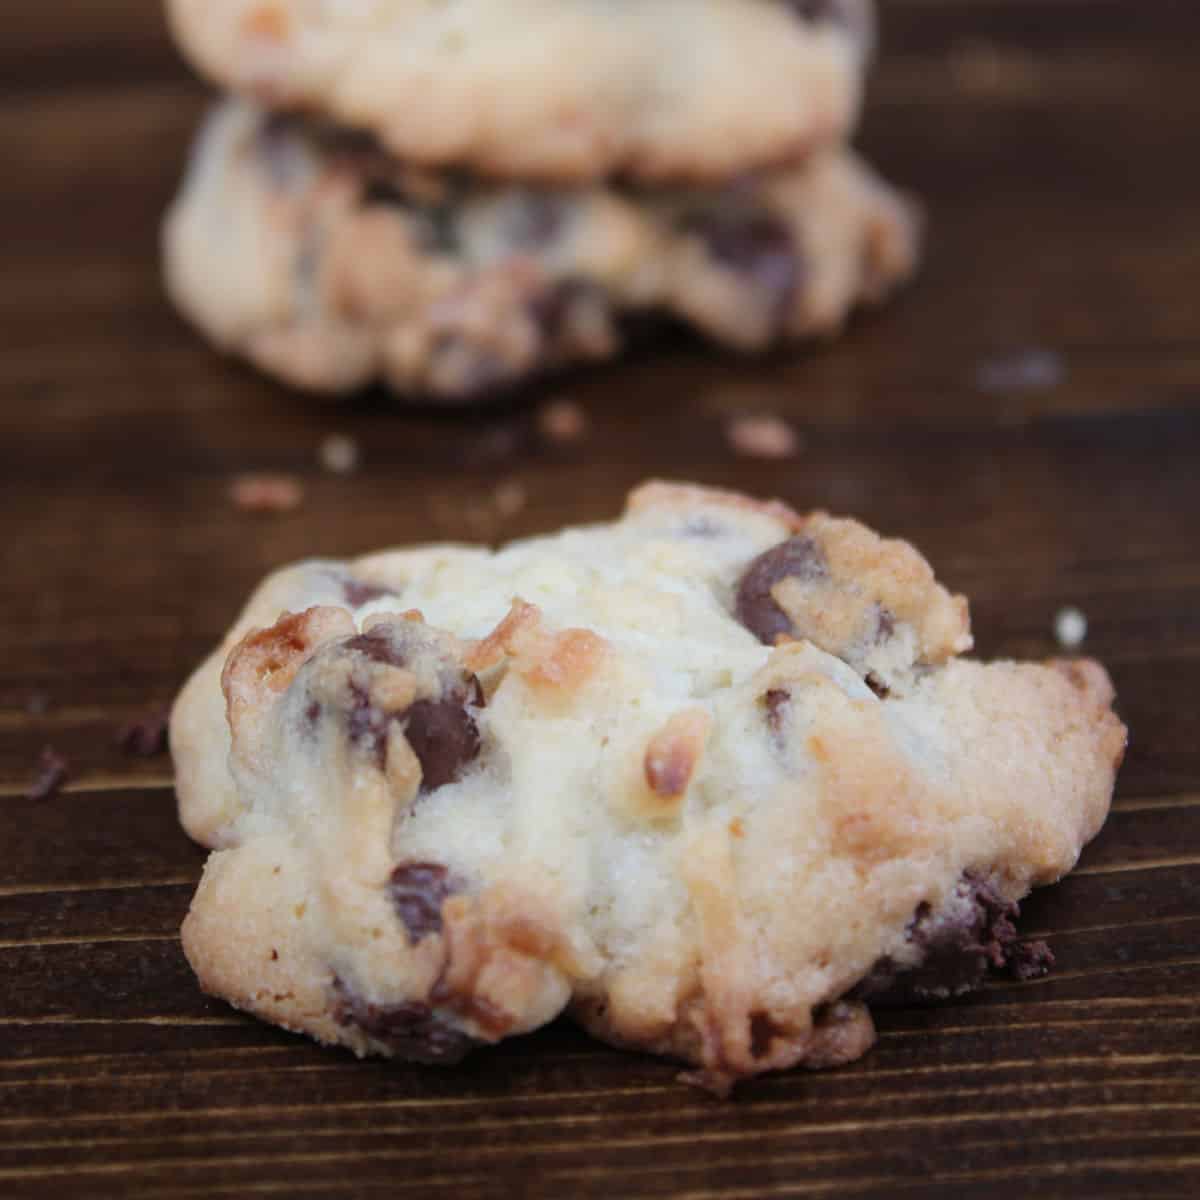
top-left (2, 1), bottom-right (1198, 1195)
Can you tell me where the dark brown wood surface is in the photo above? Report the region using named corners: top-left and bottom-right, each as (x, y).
top-left (3, 2), bottom-right (1199, 1196)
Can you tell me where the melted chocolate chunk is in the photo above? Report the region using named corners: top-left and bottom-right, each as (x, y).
top-left (343, 627), bottom-right (484, 788)
top-left (735, 537), bottom-right (828, 645)
top-left (332, 981), bottom-right (480, 1064)
top-left (388, 862), bottom-right (461, 942)
top-left (851, 874), bottom-right (1054, 1006)
top-left (687, 210), bottom-right (799, 331)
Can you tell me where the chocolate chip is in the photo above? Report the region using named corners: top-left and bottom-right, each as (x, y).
top-left (343, 627), bottom-right (484, 788)
top-left (332, 981), bottom-right (480, 1064)
top-left (340, 578), bottom-right (398, 609)
top-left (388, 862), bottom-right (460, 943)
top-left (28, 747), bottom-right (70, 802)
top-left (874, 606), bottom-right (896, 642)
top-left (749, 1010), bottom-right (782, 1059)
top-left (687, 211), bottom-right (799, 331)
top-left (735, 537), bottom-right (828, 645)
top-left (763, 689), bottom-right (791, 742)
top-left (404, 692), bottom-right (483, 790)
top-left (851, 874), bottom-right (1049, 1005)
top-left (344, 628), bottom-right (408, 669)
top-left (116, 706), bottom-right (170, 758)
top-left (346, 678), bottom-right (392, 766)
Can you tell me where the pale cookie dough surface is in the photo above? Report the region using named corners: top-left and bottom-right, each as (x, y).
top-left (164, 101), bottom-right (920, 400)
top-left (172, 483), bottom-right (1126, 1091)
top-left (166, 0), bottom-right (874, 183)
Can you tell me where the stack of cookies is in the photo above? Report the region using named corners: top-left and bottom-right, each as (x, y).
top-left (163, 1), bottom-right (919, 401)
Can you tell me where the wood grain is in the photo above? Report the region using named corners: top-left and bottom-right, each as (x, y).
top-left (2, 1), bottom-right (1199, 1196)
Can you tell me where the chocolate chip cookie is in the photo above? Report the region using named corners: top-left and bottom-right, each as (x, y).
top-left (172, 483), bottom-right (1126, 1092)
top-left (164, 102), bottom-right (919, 400)
top-left (166, 0), bottom-right (875, 182)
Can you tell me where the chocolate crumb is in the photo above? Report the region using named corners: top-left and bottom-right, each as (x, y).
top-left (116, 706), bottom-right (170, 758)
top-left (1009, 939), bottom-right (1055, 981)
top-left (28, 747), bottom-right (71, 801)
top-left (724, 414), bottom-right (802, 461)
top-left (230, 473), bottom-right (304, 513)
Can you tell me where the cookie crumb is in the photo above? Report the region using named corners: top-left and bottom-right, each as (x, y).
top-left (1009, 939), bottom-right (1055, 981)
top-left (725, 414), bottom-right (802, 460)
top-left (976, 348), bottom-right (1064, 395)
top-left (230, 474), bottom-right (304, 513)
top-left (537, 399), bottom-right (589, 444)
top-left (318, 434), bottom-right (360, 475)
top-left (1054, 607), bottom-right (1088, 649)
top-left (117, 706), bottom-right (171, 758)
top-left (494, 479), bottom-right (527, 519)
top-left (29, 747), bottom-right (71, 802)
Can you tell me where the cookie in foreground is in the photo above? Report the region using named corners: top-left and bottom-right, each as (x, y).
top-left (166, 0), bottom-right (874, 183)
top-left (171, 483), bottom-right (1126, 1093)
top-left (164, 102), bottom-right (919, 401)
